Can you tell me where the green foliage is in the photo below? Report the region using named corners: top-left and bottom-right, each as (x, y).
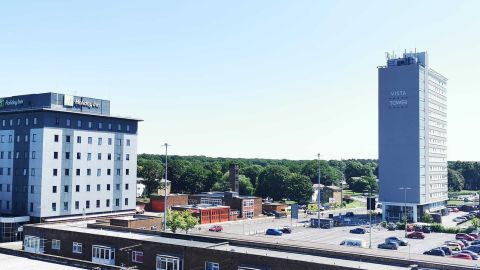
top-left (301, 160), bottom-right (342, 186)
top-left (241, 165), bottom-right (263, 187)
top-left (472, 218), bottom-right (480, 229)
top-left (166, 210), bottom-right (199, 233)
top-left (211, 173), bottom-right (254, 195)
top-left (256, 165), bottom-right (290, 200)
top-left (284, 173), bottom-right (314, 204)
top-left (137, 158), bottom-right (164, 195)
top-left (448, 168), bottom-right (465, 192)
top-left (421, 213), bottom-right (434, 224)
top-left (350, 175), bottom-right (378, 194)
top-left (449, 161), bottom-right (480, 190)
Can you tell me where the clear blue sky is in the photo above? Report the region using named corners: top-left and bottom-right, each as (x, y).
top-left (1, 1), bottom-right (479, 161)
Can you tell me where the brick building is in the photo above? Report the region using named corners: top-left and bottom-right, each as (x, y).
top-left (149, 194), bottom-right (188, 212)
top-left (171, 204), bottom-right (230, 224)
top-left (262, 202), bottom-right (287, 213)
top-left (189, 191), bottom-right (262, 219)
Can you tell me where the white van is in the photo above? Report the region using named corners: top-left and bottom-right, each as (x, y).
top-left (340, 238), bottom-right (367, 248)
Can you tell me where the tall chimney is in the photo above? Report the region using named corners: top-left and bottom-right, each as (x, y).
top-left (229, 164), bottom-right (240, 193)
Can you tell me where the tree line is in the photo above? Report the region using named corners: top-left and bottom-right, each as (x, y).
top-left (137, 154), bottom-right (379, 204)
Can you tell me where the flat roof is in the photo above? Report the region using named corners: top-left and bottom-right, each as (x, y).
top-left (0, 253), bottom-right (85, 270)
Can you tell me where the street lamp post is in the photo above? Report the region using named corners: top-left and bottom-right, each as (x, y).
top-left (163, 143), bottom-right (170, 232)
top-left (365, 187), bottom-right (373, 249)
top-left (317, 153), bottom-right (321, 229)
top-left (399, 187), bottom-right (411, 237)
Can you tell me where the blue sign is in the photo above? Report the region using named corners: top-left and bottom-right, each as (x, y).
top-left (291, 204), bottom-right (299, 219)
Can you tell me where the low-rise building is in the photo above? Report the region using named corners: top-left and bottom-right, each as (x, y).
top-left (312, 184), bottom-right (342, 205)
top-left (189, 191), bottom-right (262, 219)
top-left (150, 194), bottom-right (188, 212)
top-left (171, 204), bottom-right (230, 224)
top-left (262, 202), bottom-right (287, 213)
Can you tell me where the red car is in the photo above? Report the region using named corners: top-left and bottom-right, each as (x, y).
top-left (456, 233), bottom-right (475, 241)
top-left (451, 253), bottom-right (472, 260)
top-left (468, 233), bottom-right (480, 239)
top-left (209, 225), bottom-right (223, 232)
top-left (452, 208), bottom-right (459, 212)
top-left (406, 232), bottom-right (425, 239)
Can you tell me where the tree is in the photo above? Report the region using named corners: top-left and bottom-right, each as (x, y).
top-left (284, 173), bottom-right (314, 204)
top-left (241, 165), bottom-right (263, 187)
top-left (181, 210), bottom-right (199, 234)
top-left (300, 161), bottom-right (342, 186)
top-left (422, 213), bottom-right (434, 224)
top-left (472, 218), bottom-right (480, 230)
top-left (166, 211), bottom-right (185, 233)
top-left (137, 159), bottom-right (164, 195)
top-left (350, 175), bottom-right (378, 194)
top-left (211, 173), bottom-right (254, 195)
top-left (448, 168), bottom-right (465, 191)
top-left (256, 165), bottom-right (290, 200)
top-left (344, 161), bottom-right (374, 183)
top-left (175, 163), bottom-right (209, 194)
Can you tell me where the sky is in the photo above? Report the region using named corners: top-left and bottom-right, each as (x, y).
top-left (0, 1), bottom-right (479, 161)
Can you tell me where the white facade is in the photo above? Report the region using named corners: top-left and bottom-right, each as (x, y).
top-left (27, 127), bottom-right (137, 218)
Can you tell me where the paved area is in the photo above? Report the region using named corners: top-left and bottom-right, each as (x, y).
top-left (0, 253), bottom-right (85, 270)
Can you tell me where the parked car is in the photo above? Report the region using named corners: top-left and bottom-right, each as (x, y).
top-left (422, 226), bottom-right (432, 233)
top-left (469, 233), bottom-right (480, 240)
top-left (451, 253), bottom-right (472, 260)
top-left (280, 227), bottom-right (292, 234)
top-left (273, 211), bottom-right (287, 219)
top-left (340, 238), bottom-right (366, 248)
top-left (439, 246), bottom-right (452, 255)
top-left (406, 232), bottom-right (425, 239)
top-left (406, 224), bottom-right (415, 232)
top-left (445, 242), bottom-right (462, 251)
top-left (265, 229), bottom-right (283, 236)
top-left (451, 240), bottom-right (466, 249)
top-left (387, 223), bottom-right (397, 231)
top-left (262, 211), bottom-right (274, 216)
top-left (345, 212), bottom-right (355, 217)
top-left (470, 240), bottom-right (480, 246)
top-left (458, 239), bottom-right (470, 247)
top-left (378, 242), bottom-right (398, 250)
top-left (423, 248), bottom-right (445, 257)
top-left (460, 250), bottom-right (479, 260)
top-left (453, 217), bottom-right (468, 223)
top-left (385, 237), bottom-right (408, 246)
top-left (209, 225), bottom-right (223, 232)
top-left (452, 208), bottom-right (460, 212)
top-left (457, 233), bottom-right (475, 241)
top-left (350, 228), bottom-right (366, 234)
top-left (465, 245), bottom-right (480, 254)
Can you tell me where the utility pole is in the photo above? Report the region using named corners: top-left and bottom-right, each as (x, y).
top-left (399, 187), bottom-right (411, 237)
top-left (317, 153), bottom-right (321, 229)
top-left (365, 186), bottom-right (373, 249)
top-left (163, 143), bottom-right (170, 232)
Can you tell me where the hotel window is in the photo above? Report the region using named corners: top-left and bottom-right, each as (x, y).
top-left (32, 134), bottom-right (37, 142)
top-left (16, 136), bottom-right (20, 142)
top-left (72, 242), bottom-right (82, 254)
top-left (86, 200), bottom-right (90, 209)
top-left (117, 124), bottom-right (121, 131)
top-left (126, 154), bottom-right (130, 160)
top-left (25, 118), bottom-right (29, 126)
top-left (115, 199), bottom-right (119, 207)
top-left (77, 120), bottom-right (82, 128)
top-left (63, 202), bottom-right (68, 211)
top-left (25, 135), bottom-right (28, 142)
top-left (33, 117), bottom-right (37, 125)
top-left (65, 169), bottom-right (70, 176)
top-left (116, 169), bottom-right (121, 176)
top-left (17, 118), bottom-right (20, 125)
top-left (108, 123), bottom-right (112, 130)
top-left (52, 203), bottom-right (57, 211)
top-left (76, 169), bottom-right (80, 176)
top-left (66, 119), bottom-right (71, 127)
top-left (205, 262), bottom-right (219, 270)
top-left (88, 122), bottom-right (92, 128)
top-left (97, 169), bottom-right (101, 176)
top-left (87, 185), bottom-right (91, 192)
top-left (77, 136), bottom-right (81, 144)
top-left (31, 168), bottom-right (35, 176)
top-left (126, 139), bottom-right (131, 146)
top-left (87, 153), bottom-right (92, 160)
top-left (108, 153), bottom-right (112, 160)
top-left (75, 201), bottom-right (79, 210)
top-left (116, 184), bottom-right (120, 190)
top-left (106, 199), bottom-right (110, 207)
top-left (65, 152), bottom-right (70, 160)
top-left (98, 122), bottom-right (103, 129)
top-left (116, 153), bottom-right (121, 160)
top-left (96, 200), bottom-right (100, 208)
top-left (66, 135), bottom-right (71, 143)
top-left (107, 169), bottom-right (111, 175)
top-left (88, 137), bottom-right (92, 144)
top-left (126, 169), bottom-right (130, 175)
top-left (76, 185), bottom-right (80, 192)
top-left (54, 134), bottom-right (59, 142)
top-left (30, 185), bottom-right (34, 194)
top-left (53, 169), bottom-right (58, 176)
top-left (125, 183), bottom-right (129, 190)
top-left (98, 138), bottom-right (102, 145)
top-left (97, 184), bottom-right (100, 191)
top-left (52, 186), bottom-right (57, 193)
top-left (132, 251), bottom-right (143, 263)
top-left (9, 119), bottom-right (12, 126)
top-left (116, 139), bottom-right (122, 146)
top-left (126, 125), bottom-right (130, 132)
top-left (64, 185), bottom-right (69, 193)
top-left (106, 184), bottom-right (111, 191)
top-left (32, 151), bottom-right (36, 159)
top-left (98, 153), bottom-right (102, 160)
top-left (52, 239), bottom-right (61, 250)
top-left (108, 138), bottom-right (112, 145)
top-left (6, 184), bottom-right (10, 192)
top-left (125, 198), bottom-right (129, 206)
top-left (87, 169), bottom-right (92, 176)
top-left (77, 152), bottom-right (81, 160)
top-left (156, 255), bottom-right (182, 270)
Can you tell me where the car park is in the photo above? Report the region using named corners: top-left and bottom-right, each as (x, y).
top-left (451, 253), bottom-right (472, 260)
top-left (350, 228), bottom-right (366, 234)
top-left (453, 217), bottom-right (468, 223)
top-left (208, 225), bottom-right (223, 232)
top-left (452, 240), bottom-right (466, 249)
top-left (280, 227), bottom-right (292, 234)
top-left (457, 239), bottom-right (470, 247)
top-left (385, 237), bottom-right (408, 246)
top-left (378, 242), bottom-right (398, 250)
top-left (439, 246), bottom-right (452, 255)
top-left (423, 248), bottom-right (445, 257)
top-left (456, 233), bottom-right (475, 241)
top-left (445, 242), bottom-right (462, 251)
top-left (470, 240), bottom-right (480, 246)
top-left (460, 250), bottom-right (479, 260)
top-left (387, 223), bottom-right (397, 231)
top-left (407, 232), bottom-right (425, 239)
top-left (266, 229), bottom-right (283, 236)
